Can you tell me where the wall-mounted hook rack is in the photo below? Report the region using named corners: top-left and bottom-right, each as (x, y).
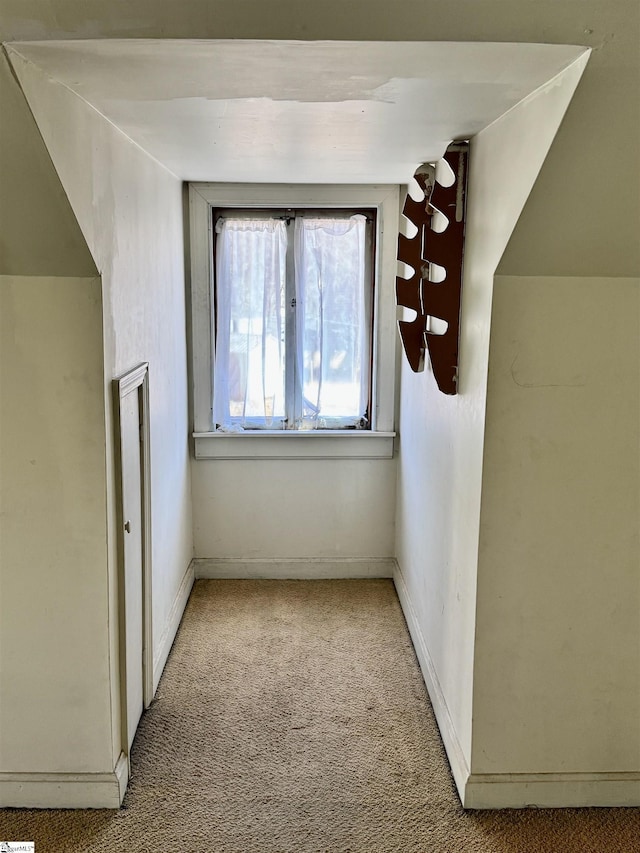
top-left (396, 143), bottom-right (469, 395)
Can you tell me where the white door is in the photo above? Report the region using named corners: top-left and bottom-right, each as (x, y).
top-left (121, 388), bottom-right (144, 751)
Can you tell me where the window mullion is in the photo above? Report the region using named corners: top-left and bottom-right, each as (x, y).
top-left (284, 218), bottom-right (297, 430)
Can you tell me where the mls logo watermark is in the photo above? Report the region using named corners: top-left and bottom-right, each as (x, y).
top-left (0, 843), bottom-right (35, 852)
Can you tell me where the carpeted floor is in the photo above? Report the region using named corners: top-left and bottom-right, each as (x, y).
top-left (1, 579), bottom-right (638, 852)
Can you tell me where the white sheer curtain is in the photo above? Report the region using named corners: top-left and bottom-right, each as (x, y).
top-left (213, 213), bottom-right (369, 431)
top-left (294, 215), bottom-right (369, 429)
top-left (213, 218), bottom-right (287, 429)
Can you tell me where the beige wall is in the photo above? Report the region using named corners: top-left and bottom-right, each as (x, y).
top-left (0, 47), bottom-right (193, 790)
top-left (474, 275), bottom-right (640, 775)
top-left (497, 5), bottom-right (639, 277)
top-left (0, 275), bottom-right (111, 773)
top-left (0, 52), bottom-right (96, 277)
top-left (0, 35), bottom-right (115, 793)
top-left (1, 0), bottom-right (638, 809)
top-left (8, 51), bottom-right (195, 731)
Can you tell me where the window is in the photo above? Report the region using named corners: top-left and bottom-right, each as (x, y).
top-left (188, 184), bottom-right (398, 459)
top-left (213, 209), bottom-right (374, 431)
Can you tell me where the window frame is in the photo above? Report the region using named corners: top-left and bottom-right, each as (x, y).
top-left (212, 206), bottom-right (376, 432)
top-left (188, 183), bottom-right (399, 459)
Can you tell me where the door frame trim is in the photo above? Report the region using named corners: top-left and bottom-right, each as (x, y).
top-left (113, 362), bottom-right (153, 763)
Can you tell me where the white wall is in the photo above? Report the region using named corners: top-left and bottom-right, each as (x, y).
top-left (0, 275), bottom-right (112, 773)
top-left (394, 56), bottom-right (589, 797)
top-left (473, 275), bottom-right (640, 776)
top-left (188, 182), bottom-right (399, 568)
top-left (192, 459), bottom-right (396, 561)
top-left (8, 50), bottom-right (194, 766)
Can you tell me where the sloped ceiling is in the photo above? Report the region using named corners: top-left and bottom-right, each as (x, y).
top-left (6, 39), bottom-right (588, 183)
top-left (0, 51), bottom-right (97, 276)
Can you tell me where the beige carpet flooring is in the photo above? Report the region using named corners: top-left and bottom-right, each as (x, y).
top-left (1, 579), bottom-right (638, 852)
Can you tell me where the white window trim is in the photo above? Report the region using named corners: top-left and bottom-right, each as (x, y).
top-left (188, 183), bottom-right (399, 460)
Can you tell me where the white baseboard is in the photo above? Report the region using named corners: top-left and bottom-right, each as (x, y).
top-left (393, 563), bottom-right (471, 803)
top-left (152, 560), bottom-right (195, 693)
top-left (0, 752), bottom-right (128, 809)
top-left (193, 557), bottom-right (395, 579)
top-left (394, 565), bottom-right (640, 810)
top-left (465, 771), bottom-right (640, 809)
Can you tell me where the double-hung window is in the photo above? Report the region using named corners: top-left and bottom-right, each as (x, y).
top-left (213, 209), bottom-right (374, 431)
top-left (188, 184), bottom-right (398, 459)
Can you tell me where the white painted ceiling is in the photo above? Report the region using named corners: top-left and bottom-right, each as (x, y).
top-left (9, 39), bottom-right (587, 183)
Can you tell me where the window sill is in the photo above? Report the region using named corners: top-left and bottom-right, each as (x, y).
top-left (192, 431), bottom-right (396, 460)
